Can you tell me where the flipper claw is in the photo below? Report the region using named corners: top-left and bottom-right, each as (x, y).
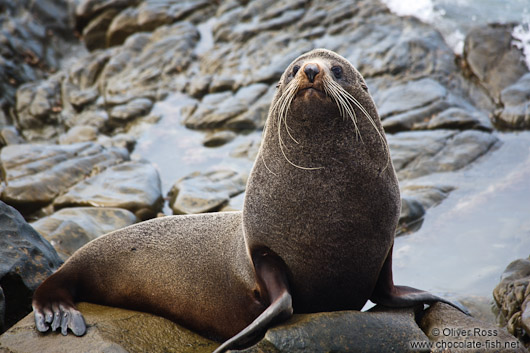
top-left (32, 303), bottom-right (87, 336)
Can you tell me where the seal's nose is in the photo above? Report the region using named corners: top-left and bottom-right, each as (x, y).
top-left (304, 63), bottom-right (320, 83)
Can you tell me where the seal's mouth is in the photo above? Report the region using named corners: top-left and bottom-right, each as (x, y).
top-left (297, 83), bottom-right (326, 96)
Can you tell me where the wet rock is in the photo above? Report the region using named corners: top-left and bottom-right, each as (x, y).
top-left (0, 0), bottom-right (75, 117)
top-left (183, 92), bottom-right (231, 129)
top-left (493, 257), bottom-right (530, 347)
top-left (416, 107), bottom-right (493, 132)
top-left (109, 97), bottom-right (153, 124)
top-left (59, 125), bottom-right (99, 145)
top-left (66, 49), bottom-right (112, 91)
top-left (15, 74), bottom-right (64, 141)
top-left (463, 24), bottom-right (529, 102)
top-left (168, 169), bottom-right (246, 215)
top-left (372, 78), bottom-right (448, 133)
top-left (0, 142), bottom-right (127, 214)
top-left (67, 87), bottom-right (99, 110)
top-left (230, 136), bottom-right (261, 161)
top-left (106, 7), bottom-right (141, 47)
top-left (0, 302), bottom-right (218, 353)
top-left (398, 185), bottom-right (454, 235)
top-left (497, 73), bottom-right (530, 129)
top-left (103, 22), bottom-right (200, 105)
top-left (420, 302), bottom-right (527, 353)
top-left (0, 201), bottom-right (62, 333)
top-left (209, 76), bottom-right (238, 93)
top-left (330, 11), bottom-right (455, 79)
top-left (184, 84), bottom-right (268, 129)
top-left (106, 0), bottom-right (211, 47)
top-left (0, 126), bottom-right (25, 146)
top-left (187, 74), bottom-right (211, 98)
top-left (226, 85), bottom-right (276, 131)
top-left (31, 207), bottom-right (137, 259)
top-left (249, 39), bottom-right (313, 85)
top-left (402, 185), bottom-right (454, 210)
top-left (238, 306), bottom-right (430, 353)
top-left (203, 130), bottom-right (237, 147)
top-left (457, 295), bottom-right (497, 325)
top-left (82, 8), bottom-right (120, 51)
top-left (64, 110), bottom-right (109, 130)
top-left (53, 161), bottom-right (162, 220)
top-left (97, 132), bottom-right (137, 152)
top-left (75, 0), bottom-right (139, 28)
top-left (399, 197), bottom-right (425, 235)
top-left (388, 130), bottom-right (499, 180)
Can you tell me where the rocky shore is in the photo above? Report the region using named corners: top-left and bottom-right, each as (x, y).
top-left (1, 0), bottom-right (529, 351)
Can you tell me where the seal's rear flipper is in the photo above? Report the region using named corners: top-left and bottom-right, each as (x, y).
top-left (32, 272), bottom-right (87, 336)
top-left (213, 250), bottom-right (293, 353)
top-left (370, 246), bottom-right (470, 316)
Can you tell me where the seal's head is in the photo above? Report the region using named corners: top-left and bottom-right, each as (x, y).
top-left (267, 48), bottom-right (388, 170)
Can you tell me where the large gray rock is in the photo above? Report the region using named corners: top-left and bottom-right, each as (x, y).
top-left (31, 207), bottom-right (137, 260)
top-left (419, 107), bottom-right (493, 132)
top-left (109, 97), bottom-right (153, 124)
top-left (15, 74), bottom-right (65, 141)
top-left (497, 73), bottom-right (530, 129)
top-left (237, 306), bottom-right (430, 353)
top-left (0, 0), bottom-right (75, 120)
top-left (0, 142), bottom-right (128, 214)
top-left (103, 22), bottom-right (199, 105)
top-left (184, 84), bottom-right (269, 129)
top-left (169, 169), bottom-right (246, 215)
top-left (0, 303), bottom-right (218, 353)
top-left (0, 201), bottom-right (62, 334)
top-left (398, 185), bottom-right (454, 235)
top-left (58, 125), bottom-right (99, 145)
top-left (53, 161), bottom-right (162, 220)
top-left (463, 24), bottom-right (529, 103)
top-left (106, 0), bottom-right (212, 47)
top-left (420, 302), bottom-right (528, 353)
top-left (388, 130), bottom-right (499, 180)
top-left (493, 257), bottom-right (530, 348)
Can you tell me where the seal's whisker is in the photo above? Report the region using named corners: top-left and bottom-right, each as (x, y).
top-left (323, 76), bottom-right (390, 171)
top-left (271, 77), bottom-right (323, 171)
top-left (324, 77), bottom-right (362, 141)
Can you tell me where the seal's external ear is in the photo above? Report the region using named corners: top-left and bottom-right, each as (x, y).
top-left (276, 81), bottom-right (281, 88)
top-left (213, 249), bottom-right (293, 353)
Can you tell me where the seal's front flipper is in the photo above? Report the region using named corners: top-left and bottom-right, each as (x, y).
top-left (213, 249), bottom-right (293, 353)
top-left (370, 245), bottom-right (470, 316)
top-left (32, 272), bottom-right (87, 336)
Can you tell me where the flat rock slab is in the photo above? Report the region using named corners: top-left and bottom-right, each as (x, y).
top-left (0, 303), bottom-right (218, 353)
top-left (169, 169), bottom-right (246, 215)
top-left (0, 201), bottom-right (62, 333)
top-left (31, 207), bottom-right (137, 259)
top-left (420, 302), bottom-right (528, 353)
top-left (184, 84), bottom-right (268, 129)
top-left (236, 306), bottom-right (430, 353)
top-left (388, 130), bottom-right (499, 180)
top-left (0, 142), bottom-right (127, 213)
top-left (53, 161), bottom-right (162, 220)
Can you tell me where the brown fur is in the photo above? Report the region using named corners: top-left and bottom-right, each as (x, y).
top-left (33, 49), bottom-right (467, 352)
top-left (244, 49), bottom-right (401, 313)
top-left (33, 212), bottom-right (266, 341)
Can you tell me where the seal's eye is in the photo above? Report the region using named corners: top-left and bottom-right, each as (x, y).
top-left (331, 66), bottom-right (342, 79)
top-left (292, 65), bottom-right (300, 76)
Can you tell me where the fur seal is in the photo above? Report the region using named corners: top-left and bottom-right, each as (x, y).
top-left (32, 49), bottom-right (467, 352)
